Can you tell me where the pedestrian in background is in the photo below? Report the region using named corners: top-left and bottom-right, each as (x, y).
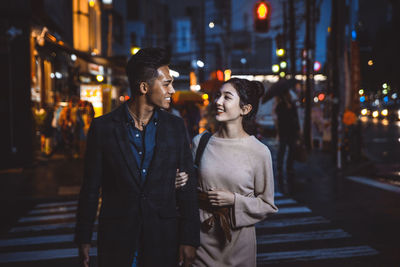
top-left (275, 90), bottom-right (300, 193)
top-left (190, 78), bottom-right (278, 266)
top-left (50, 95), bottom-right (63, 155)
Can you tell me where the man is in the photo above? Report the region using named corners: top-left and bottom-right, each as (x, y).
top-left (275, 90), bottom-right (300, 193)
top-left (75, 48), bottom-right (199, 267)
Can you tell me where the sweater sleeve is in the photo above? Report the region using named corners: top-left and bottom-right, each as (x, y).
top-left (231, 146), bottom-right (278, 228)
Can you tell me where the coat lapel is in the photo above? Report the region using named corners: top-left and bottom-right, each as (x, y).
top-left (112, 105), bottom-right (142, 189)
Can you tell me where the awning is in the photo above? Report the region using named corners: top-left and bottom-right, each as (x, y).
top-left (200, 79), bottom-right (224, 93)
top-left (43, 33), bottom-right (126, 72)
top-left (172, 90), bottom-right (203, 105)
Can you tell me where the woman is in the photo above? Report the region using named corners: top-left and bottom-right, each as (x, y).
top-left (191, 78), bottom-right (278, 266)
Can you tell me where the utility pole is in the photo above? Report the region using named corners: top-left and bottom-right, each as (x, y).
top-left (283, 1), bottom-right (288, 52)
top-left (107, 13), bottom-right (113, 57)
top-left (304, 0), bottom-right (315, 151)
top-left (199, 0), bottom-right (205, 83)
top-left (330, 0), bottom-right (346, 168)
top-left (289, 0), bottom-right (296, 77)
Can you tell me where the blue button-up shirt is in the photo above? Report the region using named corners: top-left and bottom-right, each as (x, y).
top-left (125, 104), bottom-right (158, 184)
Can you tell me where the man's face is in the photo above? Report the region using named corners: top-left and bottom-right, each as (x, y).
top-left (147, 65), bottom-right (175, 109)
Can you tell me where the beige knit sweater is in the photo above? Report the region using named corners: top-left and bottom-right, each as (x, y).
top-left (192, 134), bottom-right (278, 267)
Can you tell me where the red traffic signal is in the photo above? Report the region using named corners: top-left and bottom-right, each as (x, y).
top-left (254, 1), bottom-right (271, 32)
top-left (257, 2), bottom-right (268, 19)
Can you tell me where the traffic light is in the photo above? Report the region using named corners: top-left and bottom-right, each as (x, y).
top-left (254, 1), bottom-right (271, 33)
top-left (275, 34), bottom-right (286, 77)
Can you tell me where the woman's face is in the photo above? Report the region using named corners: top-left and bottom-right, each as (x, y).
top-left (214, 83), bottom-right (243, 122)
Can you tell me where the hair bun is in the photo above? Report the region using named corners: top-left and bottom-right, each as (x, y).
top-left (251, 81), bottom-right (265, 99)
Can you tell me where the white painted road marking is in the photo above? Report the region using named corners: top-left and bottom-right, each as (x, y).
top-left (0, 247), bottom-right (97, 263)
top-left (275, 198), bottom-right (297, 206)
top-left (256, 216), bottom-right (329, 229)
top-left (35, 201), bottom-right (78, 209)
top-left (347, 176), bottom-right (400, 194)
top-left (257, 229), bottom-right (350, 245)
top-left (29, 206), bottom-right (77, 215)
top-left (10, 221), bottom-right (98, 233)
top-left (18, 213), bottom-right (76, 223)
top-left (0, 233), bottom-right (97, 247)
top-left (257, 246), bottom-right (379, 263)
top-left (277, 206), bottom-right (312, 214)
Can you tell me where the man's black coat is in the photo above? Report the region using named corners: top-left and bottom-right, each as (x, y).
top-left (75, 104), bottom-right (200, 267)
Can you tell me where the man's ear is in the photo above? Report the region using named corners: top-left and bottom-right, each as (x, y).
top-left (139, 82), bottom-right (149, 95)
top-left (241, 104), bottom-right (252, 116)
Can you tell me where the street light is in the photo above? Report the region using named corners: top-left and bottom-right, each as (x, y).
top-left (272, 64), bottom-right (280, 73)
top-left (276, 48), bottom-right (285, 57)
top-left (131, 46), bottom-right (140, 55)
top-left (209, 22), bottom-right (215, 29)
top-left (169, 69), bottom-right (180, 78)
top-left (358, 89), bottom-right (364, 95)
top-left (196, 60), bottom-right (204, 68)
top-left (280, 61), bottom-right (287, 69)
top-left (382, 83), bottom-right (388, 89)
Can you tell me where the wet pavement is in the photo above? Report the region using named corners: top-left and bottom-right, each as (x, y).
top-left (0, 131), bottom-right (399, 266)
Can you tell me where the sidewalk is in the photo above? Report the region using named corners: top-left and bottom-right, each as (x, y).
top-left (262, 137), bottom-right (400, 265)
top-left (0, 154), bottom-right (83, 234)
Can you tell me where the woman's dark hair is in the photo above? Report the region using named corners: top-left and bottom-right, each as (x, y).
top-left (126, 47), bottom-right (170, 96)
top-left (223, 78), bottom-right (265, 134)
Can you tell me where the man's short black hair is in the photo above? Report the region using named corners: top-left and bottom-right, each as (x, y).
top-left (126, 47), bottom-right (170, 96)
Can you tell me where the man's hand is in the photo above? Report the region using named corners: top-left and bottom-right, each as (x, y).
top-left (78, 243), bottom-right (91, 267)
top-left (208, 189), bottom-right (235, 207)
top-left (178, 245), bottom-right (196, 267)
top-left (175, 169), bottom-right (189, 189)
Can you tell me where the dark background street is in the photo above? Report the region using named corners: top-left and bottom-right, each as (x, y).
top-left (0, 127), bottom-right (399, 266)
top-left (1, 0), bottom-right (400, 265)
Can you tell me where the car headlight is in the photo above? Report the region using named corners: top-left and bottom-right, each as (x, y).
top-left (372, 111), bottom-right (379, 118)
top-left (381, 109), bottom-right (388, 116)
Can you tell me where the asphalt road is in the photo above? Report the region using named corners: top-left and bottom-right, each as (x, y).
top-left (0, 124), bottom-right (399, 266)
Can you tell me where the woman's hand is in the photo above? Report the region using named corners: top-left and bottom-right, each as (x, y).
top-left (175, 169), bottom-right (189, 189)
top-left (207, 189), bottom-right (235, 207)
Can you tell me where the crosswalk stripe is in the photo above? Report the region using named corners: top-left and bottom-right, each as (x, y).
top-left (10, 222), bottom-right (75, 233)
top-left (35, 201), bottom-right (78, 209)
top-left (256, 216), bottom-right (329, 229)
top-left (9, 221), bottom-right (98, 233)
top-left (0, 233), bottom-right (97, 247)
top-left (257, 245), bottom-right (379, 263)
top-left (18, 213), bottom-right (76, 223)
top-left (274, 198), bottom-right (297, 206)
top-left (257, 229), bottom-right (350, 245)
top-left (347, 176), bottom-right (400, 194)
top-left (0, 247), bottom-right (97, 263)
top-left (277, 206), bottom-right (312, 214)
top-left (29, 206), bottom-right (77, 215)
